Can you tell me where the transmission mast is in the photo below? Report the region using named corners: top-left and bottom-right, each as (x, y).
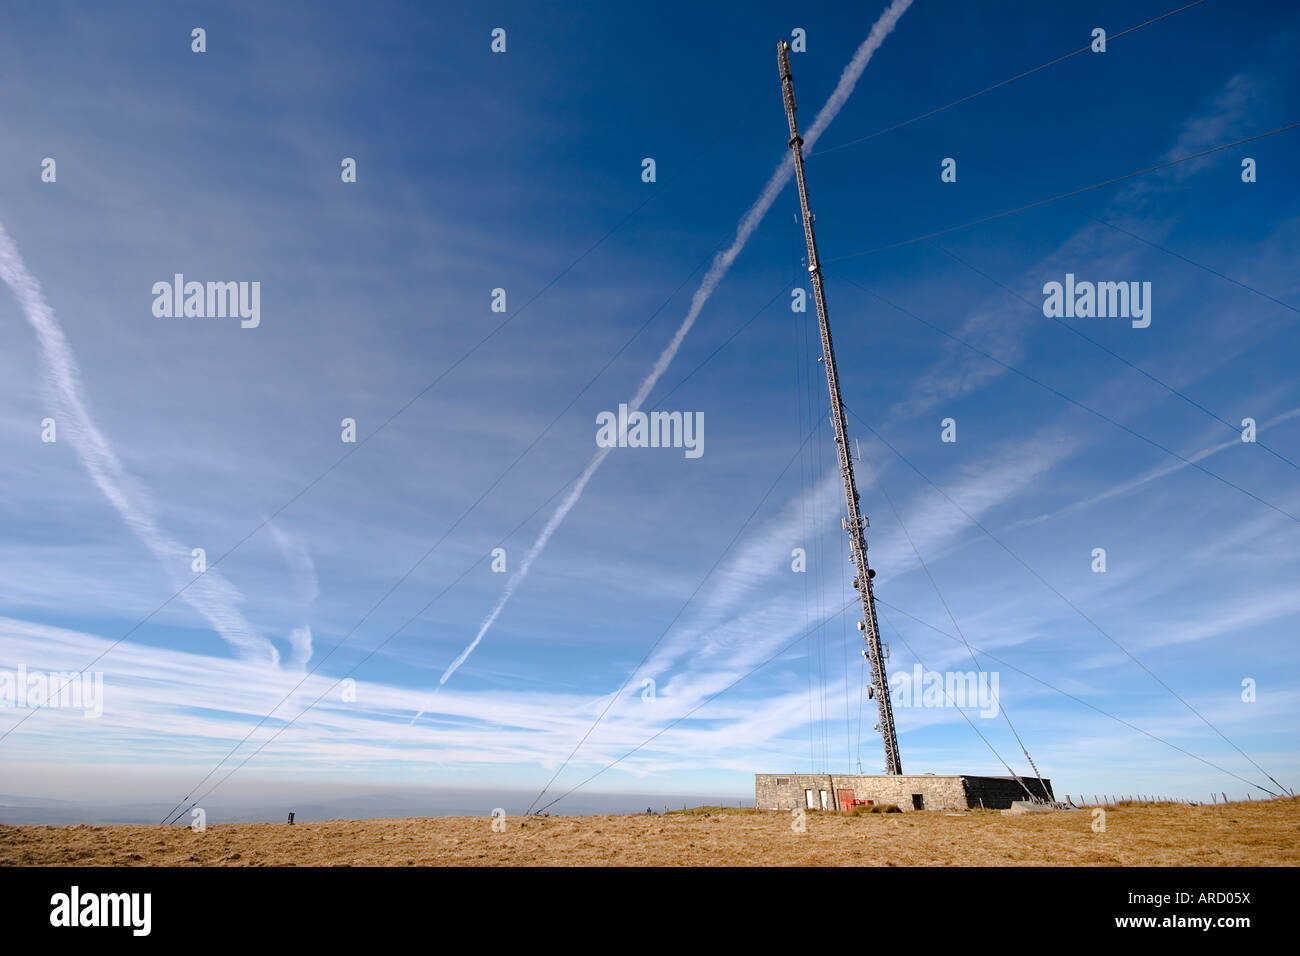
top-left (777, 40), bottom-right (902, 774)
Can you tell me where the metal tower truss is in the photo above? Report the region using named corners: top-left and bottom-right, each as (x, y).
top-left (777, 40), bottom-right (902, 774)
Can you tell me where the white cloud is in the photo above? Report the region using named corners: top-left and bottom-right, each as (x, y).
top-left (0, 223), bottom-right (279, 666)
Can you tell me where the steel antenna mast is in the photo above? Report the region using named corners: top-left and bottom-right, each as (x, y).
top-left (777, 40), bottom-right (901, 774)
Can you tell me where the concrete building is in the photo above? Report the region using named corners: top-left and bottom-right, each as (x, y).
top-left (755, 773), bottom-right (1054, 812)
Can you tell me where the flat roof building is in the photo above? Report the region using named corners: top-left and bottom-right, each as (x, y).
top-left (755, 773), bottom-right (1054, 812)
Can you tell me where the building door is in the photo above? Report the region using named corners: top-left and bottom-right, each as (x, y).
top-left (911, 793), bottom-right (925, 810)
top-left (819, 790), bottom-right (829, 810)
top-left (805, 789), bottom-right (816, 810)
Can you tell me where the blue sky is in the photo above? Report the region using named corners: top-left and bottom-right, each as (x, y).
top-left (1, 0), bottom-right (1297, 820)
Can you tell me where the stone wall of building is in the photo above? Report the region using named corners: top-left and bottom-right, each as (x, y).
top-left (754, 773), bottom-right (1054, 811)
top-left (755, 773), bottom-right (968, 812)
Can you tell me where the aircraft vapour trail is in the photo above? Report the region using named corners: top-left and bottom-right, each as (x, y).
top-left (0, 222), bottom-right (280, 665)
top-left (419, 0), bottom-right (914, 709)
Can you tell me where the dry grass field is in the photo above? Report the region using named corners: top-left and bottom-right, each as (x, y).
top-left (2, 798), bottom-right (1296, 866)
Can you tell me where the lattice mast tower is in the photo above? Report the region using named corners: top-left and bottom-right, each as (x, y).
top-left (777, 40), bottom-right (902, 774)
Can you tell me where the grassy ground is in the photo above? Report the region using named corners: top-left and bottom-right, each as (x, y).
top-left (2, 797), bottom-right (1295, 866)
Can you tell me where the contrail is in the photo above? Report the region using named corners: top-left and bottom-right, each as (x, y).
top-left (0, 221), bottom-right (280, 665)
top-left (267, 521), bottom-right (319, 669)
top-left (418, 0), bottom-right (914, 712)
